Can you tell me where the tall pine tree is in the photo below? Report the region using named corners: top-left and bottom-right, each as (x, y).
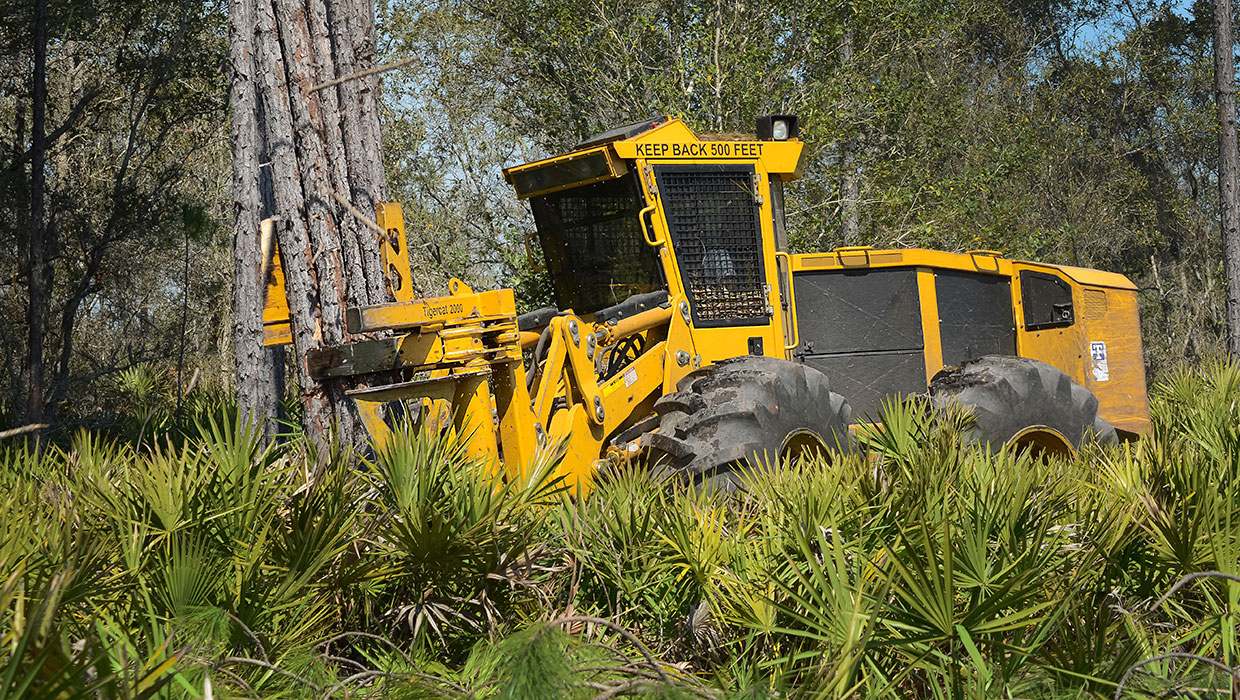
top-left (1215, 0), bottom-right (1240, 356)
top-left (230, 0), bottom-right (389, 443)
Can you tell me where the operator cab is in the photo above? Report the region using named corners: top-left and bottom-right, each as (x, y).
top-left (504, 115), bottom-right (805, 362)
top-left (507, 118), bottom-right (669, 316)
top-left (504, 117), bottom-right (799, 324)
top-left (528, 171), bottom-right (662, 315)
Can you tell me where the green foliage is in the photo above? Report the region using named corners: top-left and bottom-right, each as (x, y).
top-left (357, 424), bottom-right (567, 654)
top-left (105, 364), bottom-right (237, 446)
top-left (1, 0), bottom-right (232, 426)
top-left (4, 361), bottom-right (1240, 696)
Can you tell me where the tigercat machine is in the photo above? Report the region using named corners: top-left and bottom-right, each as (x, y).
top-left (264, 116), bottom-right (1150, 492)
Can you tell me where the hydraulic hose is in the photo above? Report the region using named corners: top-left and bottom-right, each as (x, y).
top-left (526, 323), bottom-right (554, 391)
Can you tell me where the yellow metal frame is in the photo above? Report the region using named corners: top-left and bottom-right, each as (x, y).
top-left (378, 202), bottom-right (417, 303)
top-left (308, 278), bottom-right (686, 494)
top-left (616, 119), bottom-right (804, 367)
top-left (261, 217), bottom-right (291, 346)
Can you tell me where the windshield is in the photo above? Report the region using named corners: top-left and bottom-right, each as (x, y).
top-left (530, 174), bottom-right (664, 315)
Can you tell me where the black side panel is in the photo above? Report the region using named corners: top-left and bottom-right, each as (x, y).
top-left (794, 268), bottom-right (923, 355)
top-left (653, 165), bottom-right (768, 327)
top-left (803, 352), bottom-right (927, 423)
top-left (793, 268), bottom-right (926, 422)
top-left (935, 271), bottom-right (1016, 366)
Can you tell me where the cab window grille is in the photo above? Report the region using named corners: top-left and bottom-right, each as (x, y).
top-left (530, 175), bottom-right (663, 314)
top-left (654, 165), bottom-right (767, 326)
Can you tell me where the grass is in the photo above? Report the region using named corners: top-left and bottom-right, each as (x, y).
top-left (3, 360), bottom-right (1240, 698)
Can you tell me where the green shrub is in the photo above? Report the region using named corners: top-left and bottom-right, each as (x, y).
top-left (2, 360), bottom-right (1240, 698)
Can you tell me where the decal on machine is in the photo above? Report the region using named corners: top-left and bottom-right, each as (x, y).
top-left (601, 368), bottom-right (639, 398)
top-left (423, 301), bottom-right (465, 318)
top-left (633, 142), bottom-right (764, 158)
top-left (1090, 341), bottom-right (1109, 382)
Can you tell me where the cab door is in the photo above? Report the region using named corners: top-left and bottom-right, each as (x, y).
top-left (1013, 265), bottom-right (1087, 385)
top-left (650, 163), bottom-right (784, 361)
top-left (791, 266), bottom-right (927, 423)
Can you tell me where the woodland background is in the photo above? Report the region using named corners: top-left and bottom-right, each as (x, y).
top-left (1, 0), bottom-right (1236, 432)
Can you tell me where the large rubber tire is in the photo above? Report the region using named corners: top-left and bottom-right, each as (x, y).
top-left (929, 355), bottom-right (1117, 453)
top-left (644, 355), bottom-right (853, 491)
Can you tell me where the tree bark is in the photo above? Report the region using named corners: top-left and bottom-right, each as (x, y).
top-left (244, 0), bottom-right (390, 447)
top-left (324, 0), bottom-right (388, 306)
top-left (838, 27), bottom-right (861, 244)
top-left (230, 0), bottom-right (281, 435)
top-left (252, 0), bottom-right (334, 444)
top-left (1215, 0), bottom-right (1240, 356)
top-left (25, 0), bottom-right (49, 425)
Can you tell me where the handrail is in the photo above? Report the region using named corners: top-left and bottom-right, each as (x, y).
top-left (638, 205), bottom-right (662, 246)
top-left (833, 245), bottom-right (871, 266)
top-left (967, 248), bottom-right (1003, 274)
top-left (775, 251), bottom-right (799, 352)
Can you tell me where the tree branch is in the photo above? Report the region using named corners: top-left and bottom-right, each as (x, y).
top-left (0, 424), bottom-right (49, 440)
top-left (328, 189), bottom-right (385, 236)
top-left (309, 56), bottom-right (418, 93)
top-left (5, 88), bottom-right (101, 170)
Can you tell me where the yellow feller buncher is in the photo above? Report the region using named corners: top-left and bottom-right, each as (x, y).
top-left (264, 116), bottom-right (1150, 492)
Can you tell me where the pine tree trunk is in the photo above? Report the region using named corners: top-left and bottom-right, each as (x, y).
top-left (25, 0), bottom-right (49, 425)
top-left (241, 0), bottom-right (389, 447)
top-left (229, 0), bottom-right (280, 435)
top-left (1215, 0), bottom-right (1240, 356)
top-left (839, 27), bottom-right (861, 244)
top-left (318, 0), bottom-right (388, 306)
top-left (840, 139), bottom-right (860, 243)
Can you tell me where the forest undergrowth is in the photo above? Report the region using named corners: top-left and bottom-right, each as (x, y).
top-left (4, 360), bottom-right (1240, 699)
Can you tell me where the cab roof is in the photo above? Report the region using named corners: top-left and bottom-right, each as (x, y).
top-left (502, 118), bottom-right (805, 199)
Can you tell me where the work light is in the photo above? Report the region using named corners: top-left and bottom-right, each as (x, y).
top-left (756, 114), bottom-right (799, 141)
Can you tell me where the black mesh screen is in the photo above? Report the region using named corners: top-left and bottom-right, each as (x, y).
top-left (793, 268), bottom-right (923, 355)
top-left (654, 165), bottom-right (767, 326)
top-left (530, 175), bottom-right (663, 314)
top-left (935, 270), bottom-right (1016, 366)
top-left (802, 352), bottom-right (927, 424)
top-left (793, 268), bottom-right (927, 422)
